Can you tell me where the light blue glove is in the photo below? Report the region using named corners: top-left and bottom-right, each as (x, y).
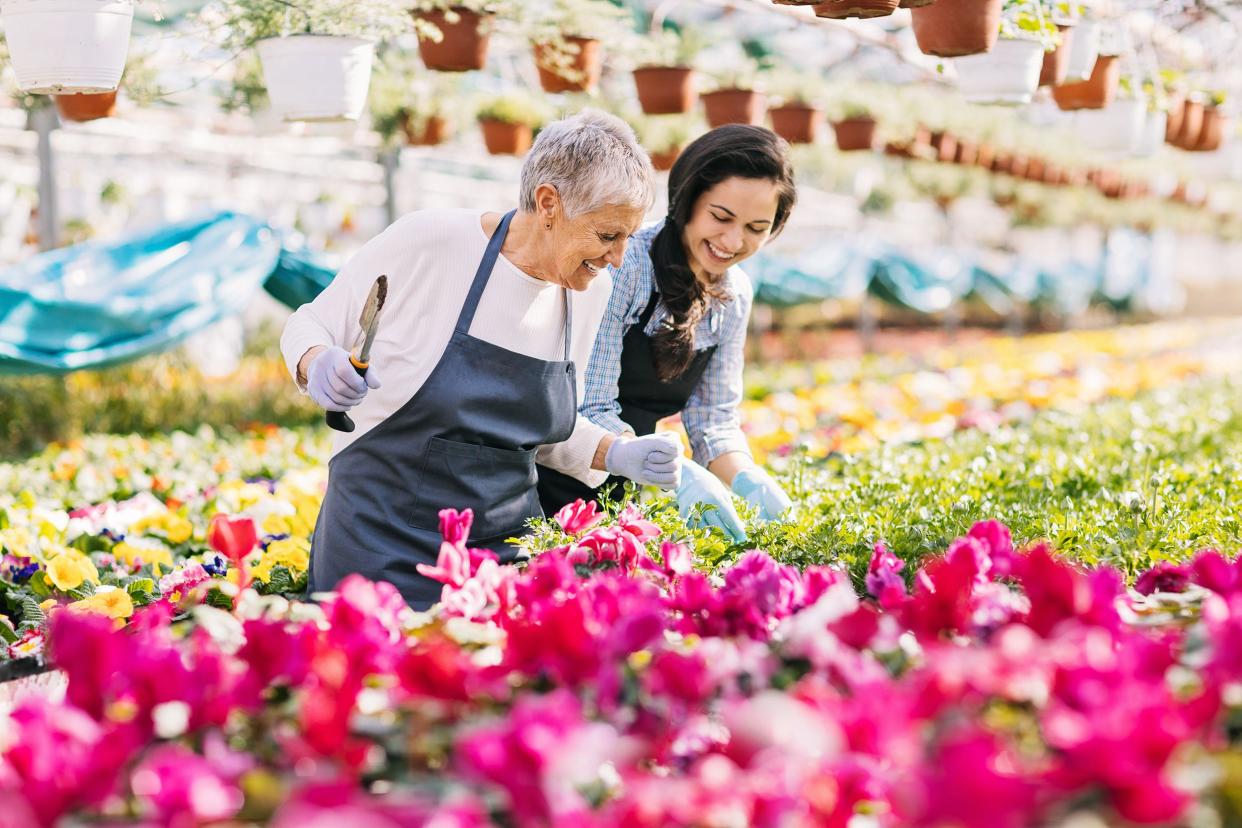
top-left (605, 432), bottom-right (683, 488)
top-left (676, 459), bottom-right (747, 543)
top-left (731, 467), bottom-right (793, 521)
top-left (307, 345), bottom-right (381, 412)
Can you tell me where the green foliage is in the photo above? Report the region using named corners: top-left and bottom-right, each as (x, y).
top-left (525, 0), bottom-right (636, 44)
top-left (198, 0), bottom-right (411, 52)
top-left (475, 92), bottom-right (552, 128)
top-left (218, 52), bottom-right (270, 115)
top-left (631, 26), bottom-right (708, 69)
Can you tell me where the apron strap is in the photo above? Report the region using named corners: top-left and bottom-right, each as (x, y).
top-left (456, 209), bottom-right (516, 336)
top-left (562, 288), bottom-right (572, 361)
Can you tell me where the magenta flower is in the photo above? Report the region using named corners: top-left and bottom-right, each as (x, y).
top-left (967, 519), bottom-right (1016, 578)
top-left (1191, 548), bottom-right (1242, 596)
top-left (865, 543), bottom-right (907, 609)
top-left (553, 499), bottom-right (605, 535)
top-left (130, 744), bottom-right (243, 825)
top-left (1135, 561), bottom-right (1192, 595)
top-left (908, 727), bottom-right (1040, 828)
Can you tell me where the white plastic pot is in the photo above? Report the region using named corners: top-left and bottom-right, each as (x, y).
top-left (256, 35), bottom-right (374, 123)
top-left (0, 0), bottom-right (134, 93)
top-left (1063, 20), bottom-right (1100, 82)
top-left (1133, 110), bottom-right (1168, 157)
top-left (1074, 98), bottom-right (1145, 154)
top-left (953, 38), bottom-right (1044, 106)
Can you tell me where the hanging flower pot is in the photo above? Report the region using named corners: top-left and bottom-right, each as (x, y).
top-left (1173, 99), bottom-right (1204, 149)
top-left (649, 146), bottom-right (682, 171)
top-left (770, 104), bottom-right (822, 144)
top-left (954, 37), bottom-right (1044, 105)
top-left (1023, 156), bottom-right (1045, 182)
top-left (54, 90), bottom-right (118, 122)
top-left (534, 36), bottom-right (602, 94)
top-left (953, 138), bottom-right (977, 165)
top-left (633, 66), bottom-right (696, 115)
top-left (1061, 20), bottom-right (1100, 82)
top-left (930, 131), bottom-right (956, 162)
top-left (812, 0), bottom-right (898, 18)
top-left (1039, 25), bottom-right (1072, 87)
top-left (1051, 54), bottom-right (1119, 111)
top-left (831, 116), bottom-right (877, 151)
top-left (702, 88), bottom-right (766, 127)
top-left (910, 0), bottom-right (1002, 58)
top-left (402, 114), bottom-right (450, 146)
top-left (1007, 153), bottom-right (1029, 178)
top-left (1, 0), bottom-right (134, 93)
top-left (257, 36), bottom-right (374, 122)
top-left (413, 7), bottom-right (491, 72)
top-left (479, 118), bottom-right (533, 155)
top-left (1192, 106), bottom-right (1227, 152)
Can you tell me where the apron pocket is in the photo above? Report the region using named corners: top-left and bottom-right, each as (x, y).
top-left (408, 437), bottom-right (540, 538)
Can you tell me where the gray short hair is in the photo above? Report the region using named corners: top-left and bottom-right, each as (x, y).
top-left (519, 109), bottom-right (656, 219)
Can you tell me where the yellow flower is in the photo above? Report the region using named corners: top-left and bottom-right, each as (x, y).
top-left (131, 512), bottom-right (193, 545)
top-left (250, 537), bottom-right (310, 584)
top-left (112, 541), bottom-right (173, 575)
top-left (46, 552), bottom-right (100, 592)
top-left (69, 587), bottom-right (134, 627)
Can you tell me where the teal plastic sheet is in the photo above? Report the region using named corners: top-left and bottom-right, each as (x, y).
top-left (263, 246), bottom-right (338, 311)
top-left (0, 212), bottom-right (278, 374)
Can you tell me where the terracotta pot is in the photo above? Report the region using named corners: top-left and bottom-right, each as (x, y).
top-left (479, 118), bottom-right (532, 155)
top-left (770, 104), bottom-right (822, 144)
top-left (1066, 168), bottom-right (1087, 187)
top-left (899, 0), bottom-right (935, 6)
top-left (930, 130), bottom-right (956, 162)
top-left (812, 0), bottom-right (898, 17)
top-left (649, 147), bottom-right (681, 171)
top-left (991, 151), bottom-right (1010, 174)
top-left (974, 141), bottom-right (995, 169)
top-left (832, 116), bottom-right (877, 151)
top-left (1023, 156), bottom-right (1045, 182)
top-left (953, 139), bottom-right (977, 165)
top-left (1008, 153), bottom-right (1029, 178)
top-left (1052, 54), bottom-right (1119, 111)
top-left (910, 0), bottom-right (1002, 57)
top-left (54, 90), bottom-right (117, 122)
top-left (1039, 25), bottom-right (1072, 87)
top-left (909, 124), bottom-right (933, 158)
top-left (702, 88), bottom-right (766, 127)
top-left (1192, 106), bottom-right (1227, 152)
top-left (401, 114), bottom-right (449, 146)
top-left (1173, 99), bottom-right (1204, 149)
top-left (633, 66), bottom-right (696, 114)
top-left (534, 36), bottom-right (602, 94)
top-left (1164, 94), bottom-right (1185, 142)
top-left (414, 8), bottom-right (490, 72)
top-left (884, 141), bottom-right (912, 157)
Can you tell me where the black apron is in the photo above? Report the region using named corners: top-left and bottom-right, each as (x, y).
top-left (309, 210), bottom-right (576, 609)
top-left (536, 290), bottom-right (715, 515)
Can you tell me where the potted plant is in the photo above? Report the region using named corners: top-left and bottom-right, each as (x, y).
top-left (829, 100), bottom-right (877, 152)
top-left (1191, 92), bottom-right (1228, 152)
top-left (812, 0), bottom-right (899, 19)
top-left (953, 2), bottom-right (1056, 106)
top-left (369, 50), bottom-right (455, 147)
top-left (199, 0), bottom-right (410, 122)
top-left (701, 59), bottom-right (766, 127)
top-left (475, 92), bottom-right (550, 155)
top-left (52, 49), bottom-right (163, 123)
top-left (526, 0), bottom-right (631, 94)
top-left (909, 0), bottom-right (1003, 58)
top-left (410, 0), bottom-right (508, 72)
top-left (766, 69), bottom-right (824, 144)
top-left (631, 27), bottom-right (705, 115)
top-left (1059, 4), bottom-right (1099, 82)
top-left (1051, 50), bottom-right (1119, 111)
top-left (634, 114), bottom-right (700, 171)
top-left (1, 0), bottom-right (135, 93)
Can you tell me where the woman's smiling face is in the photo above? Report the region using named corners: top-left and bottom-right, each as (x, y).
top-left (552, 203), bottom-right (646, 290)
top-left (681, 176), bottom-right (782, 282)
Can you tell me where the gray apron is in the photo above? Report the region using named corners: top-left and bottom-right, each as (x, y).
top-left (309, 210), bottom-right (576, 609)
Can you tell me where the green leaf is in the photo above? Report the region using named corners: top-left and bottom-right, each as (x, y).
top-left (205, 588), bottom-right (234, 611)
top-left (0, 615), bottom-right (18, 644)
top-left (27, 570), bottom-right (52, 600)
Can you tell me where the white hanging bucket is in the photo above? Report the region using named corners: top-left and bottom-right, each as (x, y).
top-left (0, 0), bottom-right (134, 93)
top-left (1075, 98), bottom-right (1145, 154)
top-left (953, 38), bottom-right (1044, 106)
top-left (256, 35), bottom-right (374, 123)
top-left (1133, 109), bottom-right (1167, 157)
top-left (1063, 20), bottom-right (1100, 82)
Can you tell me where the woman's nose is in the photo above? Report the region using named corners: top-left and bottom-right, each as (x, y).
top-left (605, 238), bottom-right (627, 268)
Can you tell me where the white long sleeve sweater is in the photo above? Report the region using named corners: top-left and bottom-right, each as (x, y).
top-left (280, 208), bottom-right (611, 487)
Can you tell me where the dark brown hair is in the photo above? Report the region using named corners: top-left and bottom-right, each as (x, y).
top-left (649, 124), bottom-right (797, 381)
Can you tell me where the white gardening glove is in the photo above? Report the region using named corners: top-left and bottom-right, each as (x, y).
top-left (604, 432), bottom-right (683, 489)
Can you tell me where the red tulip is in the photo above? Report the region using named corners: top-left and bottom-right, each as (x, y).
top-left (208, 513), bottom-right (257, 597)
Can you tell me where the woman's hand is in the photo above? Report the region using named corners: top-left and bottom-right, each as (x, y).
top-left (731, 467), bottom-right (792, 521)
top-left (677, 459), bottom-right (747, 543)
top-left (604, 432), bottom-right (683, 488)
top-left (306, 346), bottom-right (381, 412)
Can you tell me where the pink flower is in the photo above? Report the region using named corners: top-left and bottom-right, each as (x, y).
top-left (130, 744), bottom-right (243, 825)
top-left (573, 526), bottom-right (646, 572)
top-left (908, 727), bottom-right (1040, 828)
top-left (865, 543), bottom-right (907, 609)
top-left (1135, 561), bottom-right (1191, 595)
top-left (967, 520), bottom-right (1016, 578)
top-left (440, 507), bottom-right (474, 547)
top-left (616, 504), bottom-right (661, 543)
top-left (1191, 548), bottom-right (1242, 596)
top-left (553, 499), bottom-right (605, 535)
top-left (417, 509), bottom-right (499, 595)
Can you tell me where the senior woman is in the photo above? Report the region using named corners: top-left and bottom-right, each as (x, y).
top-left (281, 110), bottom-right (679, 608)
top-left (537, 125), bottom-right (797, 543)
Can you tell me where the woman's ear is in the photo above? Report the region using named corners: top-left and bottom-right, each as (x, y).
top-left (533, 183), bottom-right (562, 228)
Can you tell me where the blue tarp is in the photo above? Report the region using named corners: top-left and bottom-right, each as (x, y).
top-left (0, 212), bottom-right (1163, 374)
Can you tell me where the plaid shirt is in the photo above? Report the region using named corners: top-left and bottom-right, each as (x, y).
top-left (580, 220), bottom-right (753, 466)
